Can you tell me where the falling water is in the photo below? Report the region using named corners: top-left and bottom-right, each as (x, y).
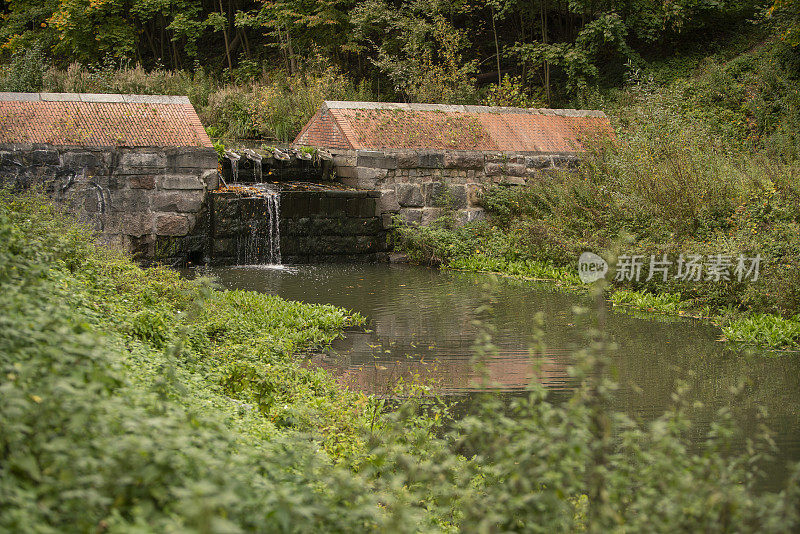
top-left (236, 188), bottom-right (281, 265)
top-left (224, 150), bottom-right (241, 182)
top-left (243, 149), bottom-right (263, 182)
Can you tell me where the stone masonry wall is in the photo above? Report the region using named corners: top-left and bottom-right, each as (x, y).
top-left (0, 143), bottom-right (219, 264)
top-left (330, 149), bottom-right (579, 228)
top-left (209, 189), bottom-right (388, 265)
top-left (280, 190), bottom-right (389, 263)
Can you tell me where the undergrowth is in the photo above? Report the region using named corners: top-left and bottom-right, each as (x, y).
top-left (2, 192), bottom-right (800, 531)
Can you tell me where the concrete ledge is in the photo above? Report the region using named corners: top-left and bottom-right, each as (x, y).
top-left (323, 100), bottom-right (608, 118)
top-left (0, 92), bottom-right (192, 105)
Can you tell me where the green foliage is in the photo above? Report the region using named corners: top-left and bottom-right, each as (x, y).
top-left (0, 45), bottom-right (46, 91)
top-left (611, 289), bottom-right (687, 314)
top-left (0, 192), bottom-right (391, 531)
top-left (483, 74), bottom-right (542, 108)
top-left (350, 0), bottom-right (479, 103)
top-left (723, 313), bottom-right (800, 348)
top-left (1, 192), bottom-right (800, 531)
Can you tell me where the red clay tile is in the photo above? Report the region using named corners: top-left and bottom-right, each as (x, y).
top-left (0, 94), bottom-right (211, 147)
top-left (294, 101), bottom-right (613, 153)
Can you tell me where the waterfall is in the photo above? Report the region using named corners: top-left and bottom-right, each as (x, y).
top-left (266, 190), bottom-right (281, 264)
top-left (224, 150), bottom-right (240, 182)
top-left (243, 149), bottom-right (263, 182)
top-left (236, 188), bottom-right (281, 265)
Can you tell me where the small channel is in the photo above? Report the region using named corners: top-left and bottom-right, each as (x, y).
top-left (194, 263), bottom-right (800, 488)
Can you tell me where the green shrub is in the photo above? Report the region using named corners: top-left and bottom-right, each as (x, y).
top-left (0, 45), bottom-right (45, 92)
top-left (2, 191), bottom-right (799, 531)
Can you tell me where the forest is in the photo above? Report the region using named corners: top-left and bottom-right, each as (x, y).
top-left (1, 0), bottom-right (798, 143)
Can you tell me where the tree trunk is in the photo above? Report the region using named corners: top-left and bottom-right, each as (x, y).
top-left (541, 0), bottom-right (550, 106)
top-left (491, 5), bottom-right (502, 87)
top-left (218, 0), bottom-right (233, 72)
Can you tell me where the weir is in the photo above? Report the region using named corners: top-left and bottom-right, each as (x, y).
top-left (209, 149), bottom-right (388, 266)
top-left (234, 185), bottom-right (281, 265)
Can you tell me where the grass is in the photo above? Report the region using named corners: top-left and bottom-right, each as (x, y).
top-left (723, 313), bottom-right (800, 349)
top-left (610, 290), bottom-right (687, 315)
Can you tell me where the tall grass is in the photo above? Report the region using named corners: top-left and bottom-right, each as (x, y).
top-left (32, 59), bottom-right (377, 143)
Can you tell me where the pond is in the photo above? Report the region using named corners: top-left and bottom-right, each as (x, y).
top-left (196, 263), bottom-right (800, 489)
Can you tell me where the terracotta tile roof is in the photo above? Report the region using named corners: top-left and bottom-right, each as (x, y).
top-left (294, 101), bottom-right (613, 153)
top-left (0, 93), bottom-right (212, 147)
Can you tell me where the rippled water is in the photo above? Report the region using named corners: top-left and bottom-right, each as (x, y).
top-left (196, 263), bottom-right (800, 488)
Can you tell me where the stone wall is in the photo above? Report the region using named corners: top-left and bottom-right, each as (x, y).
top-left (280, 190), bottom-right (388, 263)
top-left (209, 189), bottom-right (388, 265)
top-left (329, 149), bottom-right (579, 227)
top-left (0, 143), bottom-right (219, 264)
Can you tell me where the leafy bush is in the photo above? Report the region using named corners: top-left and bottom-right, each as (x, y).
top-left (2, 192), bottom-right (799, 531)
top-left (0, 45), bottom-right (45, 92)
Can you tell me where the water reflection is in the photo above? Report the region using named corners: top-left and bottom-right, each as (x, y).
top-left (196, 263), bottom-right (800, 487)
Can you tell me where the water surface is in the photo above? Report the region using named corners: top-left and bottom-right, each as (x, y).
top-left (198, 263), bottom-right (800, 487)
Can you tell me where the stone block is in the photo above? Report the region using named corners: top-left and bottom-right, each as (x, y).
top-left (125, 234), bottom-right (155, 260)
top-left (418, 151), bottom-right (444, 168)
top-left (201, 169), bottom-right (220, 190)
top-left (448, 184), bottom-right (468, 209)
top-left (306, 192), bottom-right (323, 214)
top-left (378, 189), bottom-right (400, 212)
top-left (466, 183), bottom-right (483, 207)
top-left (325, 196), bottom-right (350, 217)
top-left (357, 166), bottom-right (388, 184)
top-left (128, 175), bottom-right (156, 189)
top-left (421, 207), bottom-right (444, 225)
top-left (166, 147), bottom-right (218, 171)
top-left (156, 213), bottom-right (193, 236)
top-left (395, 151), bottom-right (417, 168)
top-left (423, 182), bottom-right (447, 207)
top-left (381, 213), bottom-right (397, 229)
top-left (335, 166), bottom-right (358, 179)
top-left (28, 149), bottom-right (59, 166)
top-left (110, 189), bottom-right (150, 212)
top-left (444, 152), bottom-right (483, 169)
top-left (486, 154), bottom-right (524, 165)
top-left (159, 174), bottom-right (205, 190)
top-left (120, 151), bottom-right (166, 169)
top-left (357, 153), bottom-right (397, 169)
top-left (339, 175), bottom-right (382, 189)
top-left (395, 183), bottom-right (423, 207)
top-left (485, 162), bottom-right (502, 176)
top-left (61, 151), bottom-right (103, 170)
top-left (399, 208), bottom-right (423, 225)
top-left (359, 198), bottom-right (377, 217)
top-left (153, 191), bottom-right (204, 213)
top-left (455, 208), bottom-right (486, 226)
top-left (332, 153), bottom-right (357, 167)
top-left (506, 163), bottom-right (526, 177)
top-left (121, 213), bottom-right (154, 237)
top-left (278, 194), bottom-right (305, 218)
top-left (525, 155), bottom-right (553, 169)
